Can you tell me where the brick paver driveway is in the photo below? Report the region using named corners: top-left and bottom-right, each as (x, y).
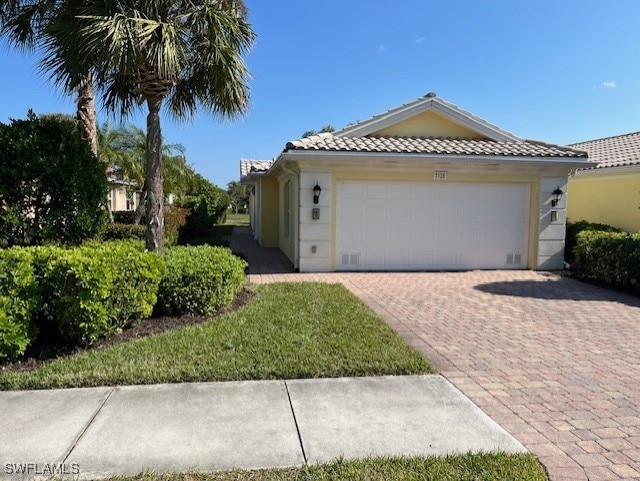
top-left (251, 270), bottom-right (640, 481)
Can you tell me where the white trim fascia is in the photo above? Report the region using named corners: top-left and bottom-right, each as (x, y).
top-left (281, 150), bottom-right (589, 169)
top-left (333, 96), bottom-right (520, 142)
top-left (571, 163), bottom-right (640, 178)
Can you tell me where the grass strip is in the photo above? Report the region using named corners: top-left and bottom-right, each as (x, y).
top-left (0, 283), bottom-right (432, 390)
top-left (105, 453), bottom-right (548, 481)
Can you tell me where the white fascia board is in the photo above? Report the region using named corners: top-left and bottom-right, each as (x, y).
top-left (282, 150), bottom-right (589, 169)
top-left (571, 163), bottom-right (640, 178)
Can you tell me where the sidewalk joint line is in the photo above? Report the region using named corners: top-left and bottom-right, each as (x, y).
top-left (61, 387), bottom-right (115, 464)
top-left (284, 380), bottom-right (307, 464)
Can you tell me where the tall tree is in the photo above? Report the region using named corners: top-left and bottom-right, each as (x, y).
top-left (0, 0), bottom-right (99, 156)
top-left (42, 0), bottom-right (254, 253)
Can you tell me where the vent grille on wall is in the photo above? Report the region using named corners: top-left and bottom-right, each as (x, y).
top-left (506, 253), bottom-right (523, 265)
top-left (341, 253), bottom-right (360, 266)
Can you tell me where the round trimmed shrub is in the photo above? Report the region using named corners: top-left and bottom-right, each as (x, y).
top-left (157, 246), bottom-right (247, 316)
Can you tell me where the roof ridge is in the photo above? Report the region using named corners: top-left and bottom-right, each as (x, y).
top-left (523, 138), bottom-right (588, 155)
top-left (569, 130), bottom-right (640, 146)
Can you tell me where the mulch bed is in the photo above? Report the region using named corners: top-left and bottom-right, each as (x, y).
top-left (0, 288), bottom-right (253, 374)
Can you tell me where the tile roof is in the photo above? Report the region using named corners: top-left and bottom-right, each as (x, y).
top-left (285, 134), bottom-right (587, 159)
top-left (240, 158), bottom-right (272, 178)
top-left (570, 131), bottom-right (640, 169)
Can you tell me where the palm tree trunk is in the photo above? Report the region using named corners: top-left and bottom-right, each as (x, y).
top-left (76, 73), bottom-right (98, 157)
top-left (133, 183), bottom-right (147, 225)
top-left (145, 96), bottom-right (164, 253)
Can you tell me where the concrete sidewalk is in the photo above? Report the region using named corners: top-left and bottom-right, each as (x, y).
top-left (0, 375), bottom-right (525, 480)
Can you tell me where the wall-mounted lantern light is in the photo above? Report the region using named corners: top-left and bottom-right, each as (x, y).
top-left (551, 186), bottom-right (563, 207)
top-left (313, 183), bottom-right (322, 204)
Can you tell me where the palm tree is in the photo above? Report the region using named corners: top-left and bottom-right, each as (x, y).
top-left (41, 0), bottom-right (254, 253)
top-left (99, 123), bottom-right (196, 224)
top-left (0, 0), bottom-right (99, 156)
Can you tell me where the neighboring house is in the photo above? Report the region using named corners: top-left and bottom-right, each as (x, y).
top-left (107, 168), bottom-right (140, 212)
top-left (568, 132), bottom-right (640, 232)
top-left (241, 158), bottom-right (272, 235)
top-left (241, 93), bottom-right (589, 272)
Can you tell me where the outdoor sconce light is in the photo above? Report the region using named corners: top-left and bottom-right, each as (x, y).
top-left (313, 183), bottom-right (322, 204)
top-left (551, 186), bottom-right (563, 207)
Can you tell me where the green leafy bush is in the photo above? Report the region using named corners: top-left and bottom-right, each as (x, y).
top-left (573, 230), bottom-right (640, 292)
top-left (102, 223), bottom-right (146, 241)
top-left (157, 246), bottom-right (246, 316)
top-left (179, 174), bottom-right (230, 240)
top-left (40, 242), bottom-right (164, 345)
top-left (112, 211), bottom-right (137, 224)
top-left (0, 111), bottom-right (108, 247)
top-left (164, 206), bottom-right (189, 245)
top-left (565, 220), bottom-right (623, 263)
top-left (0, 248), bottom-right (40, 360)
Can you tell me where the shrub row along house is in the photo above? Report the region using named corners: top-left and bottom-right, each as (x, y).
top-left (241, 93), bottom-right (590, 272)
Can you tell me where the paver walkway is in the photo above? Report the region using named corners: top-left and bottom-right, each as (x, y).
top-left (232, 229), bottom-right (640, 481)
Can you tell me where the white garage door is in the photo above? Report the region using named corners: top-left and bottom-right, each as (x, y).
top-left (336, 181), bottom-right (530, 271)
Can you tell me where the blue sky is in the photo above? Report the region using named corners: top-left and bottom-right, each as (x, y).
top-left (1, 0), bottom-right (640, 188)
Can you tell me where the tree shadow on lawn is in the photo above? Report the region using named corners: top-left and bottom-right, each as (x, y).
top-left (474, 276), bottom-right (640, 307)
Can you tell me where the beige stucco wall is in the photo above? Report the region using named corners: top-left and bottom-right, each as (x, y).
top-left (259, 176), bottom-right (279, 248)
top-left (373, 110), bottom-right (488, 139)
top-left (568, 169), bottom-right (640, 232)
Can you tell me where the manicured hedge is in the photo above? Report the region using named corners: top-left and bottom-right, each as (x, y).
top-left (157, 246), bottom-right (247, 316)
top-left (0, 248), bottom-right (40, 360)
top-left (573, 230), bottom-right (640, 292)
top-left (164, 206), bottom-right (189, 245)
top-left (40, 242), bottom-right (165, 345)
top-left (102, 223), bottom-right (146, 241)
top-left (565, 220), bottom-right (623, 263)
top-left (112, 211), bottom-right (137, 225)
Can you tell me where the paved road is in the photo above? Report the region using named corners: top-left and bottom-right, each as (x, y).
top-left (250, 271), bottom-right (640, 481)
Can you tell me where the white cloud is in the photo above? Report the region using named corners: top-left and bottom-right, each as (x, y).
top-left (415, 37), bottom-right (425, 44)
top-left (603, 81), bottom-right (617, 88)
top-left (377, 44), bottom-right (386, 52)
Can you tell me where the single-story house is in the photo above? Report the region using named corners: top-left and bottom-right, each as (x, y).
top-left (241, 93), bottom-right (589, 272)
top-left (107, 168), bottom-right (139, 212)
top-left (568, 132), bottom-right (640, 232)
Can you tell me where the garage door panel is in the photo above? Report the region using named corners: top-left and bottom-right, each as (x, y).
top-left (365, 204), bottom-right (386, 222)
top-left (388, 251), bottom-right (410, 267)
top-left (337, 181), bottom-right (529, 271)
top-left (364, 251), bottom-right (386, 267)
top-left (389, 228), bottom-right (410, 247)
top-left (389, 205), bottom-right (411, 222)
top-left (388, 184), bottom-right (411, 199)
top-left (412, 206), bottom-right (435, 223)
top-left (341, 182), bottom-right (363, 199)
top-left (341, 205), bottom-right (363, 223)
top-left (363, 226), bottom-right (386, 248)
top-left (366, 183), bottom-right (387, 199)
top-left (437, 205), bottom-right (458, 222)
top-left (411, 184), bottom-right (436, 199)
top-left (340, 226), bottom-right (362, 247)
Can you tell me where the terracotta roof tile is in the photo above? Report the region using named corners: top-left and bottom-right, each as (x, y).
top-left (285, 135), bottom-right (586, 158)
top-left (570, 132), bottom-right (640, 169)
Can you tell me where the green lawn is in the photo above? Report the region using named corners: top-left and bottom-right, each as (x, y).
top-left (224, 213), bottom-right (250, 226)
top-left (0, 283), bottom-right (432, 390)
top-left (107, 453), bottom-right (548, 481)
